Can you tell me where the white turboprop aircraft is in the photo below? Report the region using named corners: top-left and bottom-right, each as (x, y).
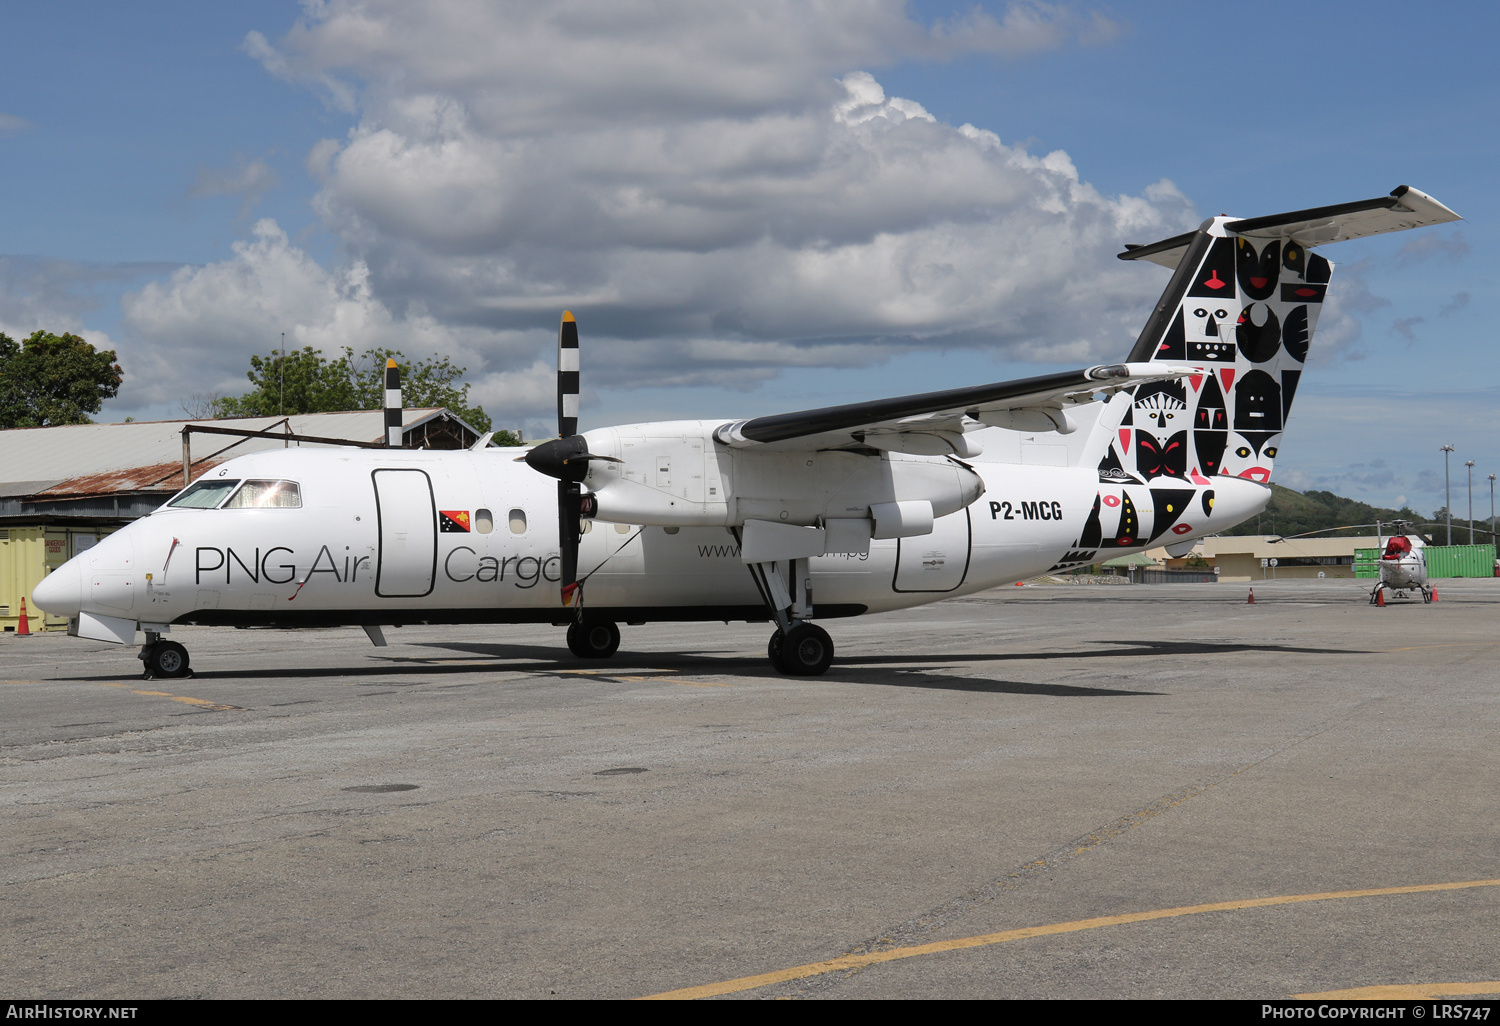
top-left (32, 186), bottom-right (1459, 678)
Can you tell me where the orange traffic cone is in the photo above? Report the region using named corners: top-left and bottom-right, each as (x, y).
top-left (1431, 589), bottom-right (1439, 602)
top-left (16, 596), bottom-right (31, 635)
top-left (1014, 581), bottom-right (1024, 586)
top-left (1376, 589), bottom-right (1385, 607)
top-left (1247, 588), bottom-right (1255, 604)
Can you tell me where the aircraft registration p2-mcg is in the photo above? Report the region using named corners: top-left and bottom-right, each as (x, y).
top-left (32, 186), bottom-right (1460, 678)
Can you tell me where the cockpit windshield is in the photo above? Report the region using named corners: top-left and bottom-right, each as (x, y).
top-left (224, 480), bottom-right (303, 509)
top-left (166, 479), bottom-right (242, 509)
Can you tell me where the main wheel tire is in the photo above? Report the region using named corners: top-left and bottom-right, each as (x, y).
top-left (567, 621), bottom-right (620, 659)
top-left (144, 640), bottom-right (191, 679)
top-left (780, 623), bottom-right (834, 676)
top-left (767, 629), bottom-right (790, 674)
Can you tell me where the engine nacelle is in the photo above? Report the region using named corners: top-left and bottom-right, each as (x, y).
top-left (578, 420), bottom-right (984, 533)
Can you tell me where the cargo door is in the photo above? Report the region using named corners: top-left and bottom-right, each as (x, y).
top-left (894, 509), bottom-right (971, 592)
top-left (373, 469), bottom-right (437, 597)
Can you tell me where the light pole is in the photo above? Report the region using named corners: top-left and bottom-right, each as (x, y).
top-left (1490, 473), bottom-right (1496, 544)
top-left (1466, 461), bottom-right (1476, 544)
top-left (1441, 444), bottom-right (1455, 545)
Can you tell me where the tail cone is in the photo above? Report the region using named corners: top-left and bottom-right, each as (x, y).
top-left (16, 597), bottom-right (31, 635)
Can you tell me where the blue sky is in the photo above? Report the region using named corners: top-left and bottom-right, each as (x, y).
top-left (1, 1), bottom-right (1495, 517)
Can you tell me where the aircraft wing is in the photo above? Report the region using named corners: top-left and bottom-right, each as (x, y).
top-left (1119, 185), bottom-right (1461, 270)
top-left (713, 362), bottom-right (1193, 452)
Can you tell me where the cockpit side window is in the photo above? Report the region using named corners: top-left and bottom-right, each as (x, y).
top-left (167, 479), bottom-right (242, 509)
top-left (225, 480), bottom-right (303, 509)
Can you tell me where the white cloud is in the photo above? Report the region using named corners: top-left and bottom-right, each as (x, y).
top-left (117, 219), bottom-right (548, 416)
top-left (0, 112), bottom-right (30, 134)
top-left (125, 2), bottom-right (1194, 423)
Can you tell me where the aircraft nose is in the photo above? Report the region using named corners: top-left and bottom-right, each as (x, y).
top-left (32, 558), bottom-right (83, 617)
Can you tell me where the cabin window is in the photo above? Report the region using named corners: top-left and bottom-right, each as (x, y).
top-left (509, 508), bottom-right (528, 534)
top-left (167, 479), bottom-right (241, 509)
top-left (474, 508), bottom-right (494, 534)
top-left (225, 480), bottom-right (303, 509)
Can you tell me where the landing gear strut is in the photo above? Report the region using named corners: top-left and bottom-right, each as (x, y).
top-left (567, 620), bottom-right (620, 659)
top-left (751, 556), bottom-right (834, 675)
top-left (140, 633), bottom-right (191, 679)
top-left (1369, 582), bottom-right (1433, 605)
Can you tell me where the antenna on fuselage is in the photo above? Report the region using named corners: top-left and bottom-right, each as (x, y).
top-left (384, 358), bottom-right (402, 448)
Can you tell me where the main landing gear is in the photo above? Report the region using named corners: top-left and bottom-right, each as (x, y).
top-left (567, 620), bottom-right (621, 659)
top-left (139, 632), bottom-right (191, 679)
top-left (768, 622), bottom-right (834, 676)
top-left (751, 556), bottom-right (835, 676)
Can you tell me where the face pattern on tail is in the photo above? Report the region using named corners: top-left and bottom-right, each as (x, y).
top-left (1103, 224), bottom-right (1328, 486)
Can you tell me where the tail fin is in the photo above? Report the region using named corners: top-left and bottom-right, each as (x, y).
top-left (1093, 185), bottom-right (1459, 487)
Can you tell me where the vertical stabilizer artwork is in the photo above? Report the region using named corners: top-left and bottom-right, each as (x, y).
top-left (1100, 219), bottom-right (1329, 490)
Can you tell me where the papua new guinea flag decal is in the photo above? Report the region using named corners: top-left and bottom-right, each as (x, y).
top-left (439, 510), bottom-right (471, 533)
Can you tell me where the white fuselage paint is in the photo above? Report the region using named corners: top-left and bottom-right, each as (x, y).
top-left (34, 430), bottom-right (1271, 632)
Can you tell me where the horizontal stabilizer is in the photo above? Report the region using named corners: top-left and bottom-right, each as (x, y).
top-left (714, 363), bottom-right (1195, 451)
top-left (1120, 186), bottom-right (1461, 270)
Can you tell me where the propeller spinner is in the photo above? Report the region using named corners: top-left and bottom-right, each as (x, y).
top-left (520, 312), bottom-right (619, 606)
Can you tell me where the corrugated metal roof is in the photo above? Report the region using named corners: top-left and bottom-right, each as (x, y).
top-left (0, 409), bottom-right (468, 497)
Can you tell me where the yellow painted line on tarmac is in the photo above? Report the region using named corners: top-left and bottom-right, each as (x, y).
top-left (1295, 983), bottom-right (1500, 999)
top-left (640, 879), bottom-right (1500, 1000)
top-left (1382, 643), bottom-right (1500, 652)
top-left (94, 681), bottom-right (241, 712)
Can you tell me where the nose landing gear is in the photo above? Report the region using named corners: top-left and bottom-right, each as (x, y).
top-left (140, 635), bottom-right (192, 679)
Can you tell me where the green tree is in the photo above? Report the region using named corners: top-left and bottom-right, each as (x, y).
top-left (0, 330), bottom-right (123, 428)
top-left (212, 345), bottom-right (514, 439)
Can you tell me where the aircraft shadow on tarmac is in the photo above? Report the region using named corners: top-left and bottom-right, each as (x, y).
top-left (401, 642), bottom-right (1168, 696)
top-left (64, 639), bottom-right (1354, 697)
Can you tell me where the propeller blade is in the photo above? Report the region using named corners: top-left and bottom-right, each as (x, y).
top-left (556, 311), bottom-right (583, 605)
top-left (559, 310), bottom-right (579, 439)
top-left (559, 480), bottom-right (581, 606)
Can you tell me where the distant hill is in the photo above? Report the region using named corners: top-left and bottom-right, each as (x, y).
top-left (1219, 484), bottom-right (1438, 542)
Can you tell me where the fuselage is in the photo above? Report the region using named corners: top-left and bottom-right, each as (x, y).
top-left (1379, 548), bottom-right (1427, 590)
top-left (33, 433), bottom-right (1270, 631)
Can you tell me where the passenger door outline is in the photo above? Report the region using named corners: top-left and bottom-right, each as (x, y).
top-left (372, 468), bottom-right (438, 598)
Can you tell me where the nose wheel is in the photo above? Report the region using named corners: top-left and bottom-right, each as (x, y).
top-left (140, 640), bottom-right (191, 679)
top-left (767, 623), bottom-right (834, 676)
